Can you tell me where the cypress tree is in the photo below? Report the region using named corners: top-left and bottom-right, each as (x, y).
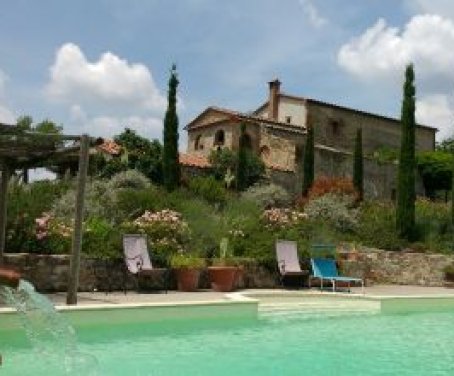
top-left (353, 128), bottom-right (364, 201)
top-left (236, 123), bottom-right (248, 191)
top-left (162, 64), bottom-right (180, 191)
top-left (396, 64), bottom-right (416, 239)
top-left (302, 125), bottom-right (315, 196)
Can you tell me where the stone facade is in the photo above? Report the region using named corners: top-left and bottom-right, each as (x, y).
top-left (185, 79), bottom-right (437, 199)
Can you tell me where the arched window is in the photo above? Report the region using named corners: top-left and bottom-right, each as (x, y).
top-left (260, 145), bottom-right (271, 161)
top-left (242, 133), bottom-right (252, 150)
top-left (194, 135), bottom-right (203, 150)
top-left (214, 129), bottom-right (225, 146)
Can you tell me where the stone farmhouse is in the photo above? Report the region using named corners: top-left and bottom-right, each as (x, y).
top-left (184, 79), bottom-right (437, 199)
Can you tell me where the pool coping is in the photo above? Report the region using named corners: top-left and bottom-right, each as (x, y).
top-left (1, 289), bottom-right (454, 315)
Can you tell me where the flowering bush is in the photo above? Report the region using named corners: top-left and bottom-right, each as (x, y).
top-left (125, 209), bottom-right (191, 257)
top-left (308, 176), bottom-right (357, 200)
top-left (262, 208), bottom-right (307, 228)
top-left (304, 194), bottom-right (358, 232)
top-left (34, 212), bottom-right (72, 254)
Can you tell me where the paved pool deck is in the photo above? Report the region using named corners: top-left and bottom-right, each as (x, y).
top-left (2, 285), bottom-right (454, 308)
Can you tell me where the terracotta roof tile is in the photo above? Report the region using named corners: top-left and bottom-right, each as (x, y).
top-left (179, 153), bottom-right (211, 168)
top-left (96, 139), bottom-right (121, 155)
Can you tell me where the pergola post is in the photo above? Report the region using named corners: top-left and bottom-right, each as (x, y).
top-left (66, 135), bottom-right (90, 305)
top-left (0, 164), bottom-right (10, 265)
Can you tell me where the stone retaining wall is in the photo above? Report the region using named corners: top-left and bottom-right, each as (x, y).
top-left (1, 254), bottom-right (279, 292)
top-left (2, 249), bottom-right (453, 292)
top-left (340, 248), bottom-right (453, 287)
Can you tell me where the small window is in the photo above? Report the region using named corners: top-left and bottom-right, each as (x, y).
top-left (195, 135), bottom-right (203, 150)
top-left (285, 116), bottom-right (292, 124)
top-left (214, 129), bottom-right (225, 146)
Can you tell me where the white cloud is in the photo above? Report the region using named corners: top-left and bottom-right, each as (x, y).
top-left (66, 104), bottom-right (163, 140)
top-left (416, 94), bottom-right (454, 140)
top-left (46, 43), bottom-right (166, 112)
top-left (405, 0), bottom-right (454, 20)
top-left (338, 15), bottom-right (454, 81)
top-left (0, 69), bottom-right (16, 124)
top-left (298, 0), bottom-right (327, 28)
top-left (0, 104), bottom-right (16, 124)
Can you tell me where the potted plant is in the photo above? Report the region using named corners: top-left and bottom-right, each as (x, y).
top-left (443, 264), bottom-right (454, 288)
top-left (170, 252), bottom-right (205, 292)
top-left (208, 238), bottom-right (239, 292)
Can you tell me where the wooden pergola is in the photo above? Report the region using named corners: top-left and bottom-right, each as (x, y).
top-left (0, 123), bottom-right (101, 304)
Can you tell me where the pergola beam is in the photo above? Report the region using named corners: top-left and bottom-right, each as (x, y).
top-left (66, 135), bottom-right (90, 305)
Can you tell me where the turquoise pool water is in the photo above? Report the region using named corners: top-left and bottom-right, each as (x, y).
top-left (2, 307), bottom-right (454, 375)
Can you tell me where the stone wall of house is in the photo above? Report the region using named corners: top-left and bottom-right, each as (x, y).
top-left (339, 248), bottom-right (454, 287)
top-left (307, 100), bottom-right (435, 154)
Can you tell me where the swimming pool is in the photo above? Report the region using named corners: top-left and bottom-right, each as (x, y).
top-left (1, 295), bottom-right (454, 375)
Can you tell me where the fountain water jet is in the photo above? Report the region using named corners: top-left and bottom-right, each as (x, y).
top-left (0, 267), bottom-right (99, 375)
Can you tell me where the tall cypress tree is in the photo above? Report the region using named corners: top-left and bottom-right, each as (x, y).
top-left (162, 64), bottom-right (180, 191)
top-left (236, 123), bottom-right (248, 191)
top-left (353, 128), bottom-right (364, 201)
top-left (302, 125), bottom-right (315, 196)
top-left (396, 64), bottom-right (416, 239)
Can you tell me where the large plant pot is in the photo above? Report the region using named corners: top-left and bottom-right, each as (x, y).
top-left (175, 268), bottom-right (200, 292)
top-left (208, 266), bottom-right (238, 292)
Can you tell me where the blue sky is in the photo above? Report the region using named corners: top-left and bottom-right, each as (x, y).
top-left (1, 0), bottom-right (454, 147)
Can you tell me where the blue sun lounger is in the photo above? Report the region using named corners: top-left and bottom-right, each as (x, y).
top-left (310, 258), bottom-right (364, 293)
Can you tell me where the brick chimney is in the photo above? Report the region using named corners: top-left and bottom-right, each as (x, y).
top-left (268, 79), bottom-right (281, 121)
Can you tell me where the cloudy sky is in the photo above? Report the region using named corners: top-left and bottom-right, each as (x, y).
top-left (1, 0), bottom-right (454, 147)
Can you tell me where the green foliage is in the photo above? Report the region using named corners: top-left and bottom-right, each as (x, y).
top-left (169, 253), bottom-right (205, 269)
top-left (209, 148), bottom-right (237, 180)
top-left (437, 136), bottom-right (454, 154)
top-left (371, 147), bottom-right (399, 165)
top-left (95, 128), bottom-right (163, 183)
top-left (357, 201), bottom-right (405, 251)
top-left (241, 183), bottom-right (291, 208)
top-left (417, 151), bottom-right (453, 198)
top-left (209, 144), bottom-right (264, 190)
top-left (304, 194), bottom-right (359, 232)
top-left (236, 123), bottom-right (248, 191)
top-left (188, 176), bottom-right (227, 205)
top-left (353, 128), bottom-right (364, 200)
top-left (162, 65), bottom-right (180, 191)
top-left (302, 125), bottom-right (314, 195)
top-left (6, 179), bottom-right (70, 253)
top-left (109, 169), bottom-right (151, 190)
top-left (396, 63), bottom-right (416, 239)
top-left (84, 217), bottom-right (122, 260)
top-left (115, 186), bottom-right (160, 220)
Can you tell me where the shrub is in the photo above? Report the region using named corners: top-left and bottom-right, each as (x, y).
top-left (115, 186), bottom-right (160, 220)
top-left (242, 183), bottom-right (291, 208)
top-left (6, 179), bottom-right (71, 253)
top-left (262, 208), bottom-right (307, 228)
top-left (108, 169), bottom-right (150, 190)
top-left (169, 253), bottom-right (205, 269)
top-left (307, 176), bottom-right (357, 201)
top-left (304, 194), bottom-right (358, 232)
top-left (84, 217), bottom-right (122, 259)
top-left (124, 209), bottom-right (191, 259)
top-left (356, 201), bottom-right (404, 251)
top-left (188, 176), bottom-right (227, 205)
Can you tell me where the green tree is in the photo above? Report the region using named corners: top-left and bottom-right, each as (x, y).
top-left (93, 128), bottom-right (163, 183)
top-left (417, 151), bottom-right (453, 199)
top-left (34, 119), bottom-right (63, 134)
top-left (396, 64), bottom-right (416, 239)
top-left (162, 64), bottom-right (180, 191)
top-left (16, 115), bottom-right (33, 131)
top-left (302, 125), bottom-right (315, 196)
top-left (437, 136), bottom-right (454, 154)
top-left (353, 128), bottom-right (364, 200)
top-left (236, 123), bottom-right (248, 191)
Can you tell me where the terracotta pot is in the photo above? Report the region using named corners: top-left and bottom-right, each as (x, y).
top-left (0, 267), bottom-right (21, 289)
top-left (208, 266), bottom-right (238, 292)
top-left (175, 268), bottom-right (200, 292)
